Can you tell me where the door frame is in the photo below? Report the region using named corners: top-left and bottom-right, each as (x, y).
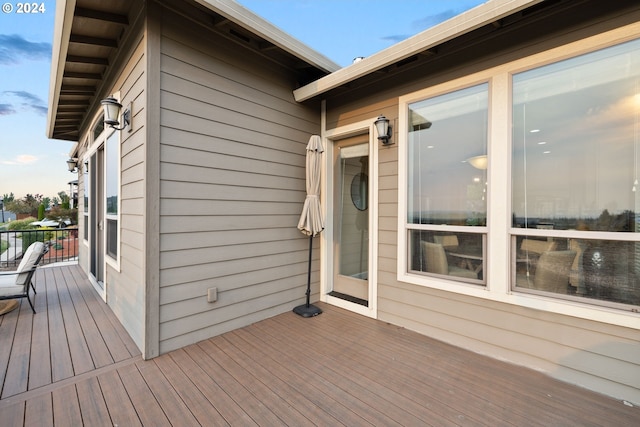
top-left (84, 125), bottom-right (117, 301)
top-left (322, 118), bottom-right (379, 318)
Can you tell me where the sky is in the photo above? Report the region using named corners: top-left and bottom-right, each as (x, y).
top-left (0, 0), bottom-right (485, 201)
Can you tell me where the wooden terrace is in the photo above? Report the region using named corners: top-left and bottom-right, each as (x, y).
top-left (1, 264), bottom-right (638, 426)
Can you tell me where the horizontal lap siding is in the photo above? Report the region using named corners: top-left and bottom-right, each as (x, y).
top-left (325, 36), bottom-right (640, 404)
top-left (158, 13), bottom-right (320, 353)
top-left (105, 33), bottom-right (147, 350)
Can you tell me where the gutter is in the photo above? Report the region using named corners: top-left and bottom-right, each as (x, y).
top-left (46, 0), bottom-right (76, 139)
top-left (194, 0), bottom-right (341, 73)
top-left (293, 0), bottom-right (543, 102)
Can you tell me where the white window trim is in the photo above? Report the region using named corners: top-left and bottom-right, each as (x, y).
top-left (85, 106), bottom-right (121, 274)
top-left (104, 130), bottom-right (121, 271)
top-left (397, 22), bottom-right (640, 330)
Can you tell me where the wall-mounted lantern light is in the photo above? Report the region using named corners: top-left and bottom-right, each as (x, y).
top-left (374, 114), bottom-right (393, 145)
top-left (100, 97), bottom-right (131, 131)
top-left (66, 158), bottom-right (78, 173)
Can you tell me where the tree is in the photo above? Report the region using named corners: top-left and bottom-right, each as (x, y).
top-left (5, 194), bottom-right (43, 215)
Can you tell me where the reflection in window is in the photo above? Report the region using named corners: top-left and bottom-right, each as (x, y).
top-left (83, 161), bottom-right (89, 241)
top-left (410, 230), bottom-right (485, 284)
top-left (105, 132), bottom-right (118, 259)
top-left (408, 83), bottom-right (488, 226)
top-left (512, 38), bottom-right (640, 232)
top-left (513, 236), bottom-right (640, 306)
top-left (512, 39), bottom-right (640, 308)
top-left (406, 84), bottom-right (488, 285)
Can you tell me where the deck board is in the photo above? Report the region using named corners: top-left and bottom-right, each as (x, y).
top-left (0, 264), bottom-right (638, 426)
top-left (52, 267), bottom-right (94, 376)
top-left (45, 267), bottom-right (74, 383)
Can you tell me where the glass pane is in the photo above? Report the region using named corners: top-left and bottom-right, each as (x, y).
top-left (105, 132), bottom-right (118, 215)
top-left (93, 115), bottom-right (104, 141)
top-left (106, 219), bottom-right (117, 259)
top-left (83, 162), bottom-right (89, 210)
top-left (409, 230), bottom-right (485, 284)
top-left (513, 236), bottom-right (640, 307)
top-left (338, 144), bottom-right (368, 279)
top-left (512, 38), bottom-right (640, 232)
top-left (408, 83), bottom-right (488, 226)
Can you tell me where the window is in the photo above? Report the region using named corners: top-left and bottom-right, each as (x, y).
top-left (512, 38), bottom-right (640, 307)
top-left (83, 159), bottom-right (89, 241)
top-left (105, 132), bottom-right (119, 259)
top-left (407, 83), bottom-right (488, 284)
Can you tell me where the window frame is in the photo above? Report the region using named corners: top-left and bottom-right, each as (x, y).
top-left (404, 81), bottom-right (490, 286)
top-left (84, 110), bottom-right (121, 272)
top-left (397, 23), bottom-right (640, 329)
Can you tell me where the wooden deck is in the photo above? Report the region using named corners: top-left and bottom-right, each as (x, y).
top-left (1, 264), bottom-right (638, 426)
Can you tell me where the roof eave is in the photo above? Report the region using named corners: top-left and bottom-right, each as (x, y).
top-left (46, 0), bottom-right (76, 140)
top-left (194, 0), bottom-right (341, 73)
top-left (293, 0), bottom-right (543, 102)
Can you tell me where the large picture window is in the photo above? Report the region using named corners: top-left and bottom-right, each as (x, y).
top-left (512, 38), bottom-right (640, 307)
top-left (407, 83), bottom-right (488, 284)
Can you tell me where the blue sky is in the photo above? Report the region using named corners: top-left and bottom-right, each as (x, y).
top-left (0, 0), bottom-right (484, 201)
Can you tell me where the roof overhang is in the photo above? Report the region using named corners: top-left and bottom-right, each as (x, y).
top-left (193, 0), bottom-right (339, 74)
top-left (47, 0), bottom-right (341, 142)
top-left (293, 0), bottom-right (544, 102)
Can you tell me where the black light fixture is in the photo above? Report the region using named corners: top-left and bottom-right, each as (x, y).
top-left (66, 158), bottom-right (78, 173)
top-left (101, 97), bottom-right (131, 131)
top-left (374, 114), bottom-right (393, 144)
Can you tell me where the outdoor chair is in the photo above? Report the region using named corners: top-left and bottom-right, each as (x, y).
top-left (422, 241), bottom-right (478, 280)
top-left (0, 241), bottom-right (47, 313)
top-left (433, 234), bottom-right (459, 251)
top-left (516, 250), bottom-right (576, 294)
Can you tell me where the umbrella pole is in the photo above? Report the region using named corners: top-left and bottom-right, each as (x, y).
top-left (293, 234), bottom-right (322, 317)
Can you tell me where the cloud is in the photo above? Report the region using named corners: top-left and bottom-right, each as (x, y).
top-left (380, 10), bottom-right (462, 46)
top-left (0, 34), bottom-right (51, 65)
top-left (1, 154), bottom-right (38, 165)
top-left (0, 103), bottom-right (16, 115)
top-left (1, 91), bottom-right (47, 116)
top-left (413, 10), bottom-right (458, 31)
top-left (381, 35), bottom-right (411, 43)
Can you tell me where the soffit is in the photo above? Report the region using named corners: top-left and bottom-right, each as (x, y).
top-left (48, 0), bottom-right (135, 142)
top-left (48, 0), bottom-right (340, 142)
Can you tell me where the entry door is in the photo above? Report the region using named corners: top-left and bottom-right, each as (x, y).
top-left (332, 136), bottom-right (370, 306)
top-left (89, 147), bottom-right (104, 290)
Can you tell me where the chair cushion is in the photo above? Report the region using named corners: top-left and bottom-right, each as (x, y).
top-left (0, 282), bottom-right (23, 296)
top-left (0, 273), bottom-right (18, 287)
top-left (17, 242), bottom-right (45, 273)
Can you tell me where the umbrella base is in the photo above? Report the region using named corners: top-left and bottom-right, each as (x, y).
top-left (293, 304), bottom-right (323, 318)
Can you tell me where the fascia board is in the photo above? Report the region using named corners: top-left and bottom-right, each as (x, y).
top-left (293, 0), bottom-right (543, 102)
top-left (194, 0), bottom-right (341, 73)
top-left (46, 0), bottom-right (76, 139)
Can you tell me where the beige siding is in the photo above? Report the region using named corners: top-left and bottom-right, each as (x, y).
top-left (322, 15), bottom-right (640, 405)
top-left (157, 11), bottom-right (320, 353)
top-left (104, 30), bottom-right (147, 350)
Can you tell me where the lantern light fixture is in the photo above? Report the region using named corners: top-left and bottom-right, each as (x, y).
top-left (374, 114), bottom-right (393, 145)
top-left (66, 158), bottom-right (78, 173)
top-left (101, 97), bottom-right (131, 131)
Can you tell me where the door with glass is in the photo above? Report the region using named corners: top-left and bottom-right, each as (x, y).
top-left (89, 147), bottom-right (104, 290)
top-left (332, 136), bottom-right (370, 306)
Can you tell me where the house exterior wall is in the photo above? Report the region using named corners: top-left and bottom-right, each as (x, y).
top-left (322, 11), bottom-right (640, 403)
top-left (157, 9), bottom-right (321, 353)
top-left (76, 24), bottom-right (148, 353)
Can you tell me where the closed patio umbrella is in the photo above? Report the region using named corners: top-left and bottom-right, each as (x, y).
top-left (294, 135), bottom-right (324, 317)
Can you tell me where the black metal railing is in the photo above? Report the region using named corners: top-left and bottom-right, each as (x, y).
top-left (0, 227), bottom-right (79, 269)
